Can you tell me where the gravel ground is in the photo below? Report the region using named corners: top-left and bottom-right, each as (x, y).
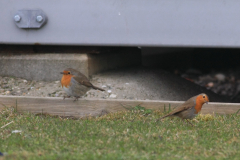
top-left (0, 76), bottom-right (64, 97)
top-left (0, 76), bottom-right (108, 99)
top-left (0, 72), bottom-right (146, 100)
top-left (0, 67), bottom-right (230, 102)
top-left (0, 75), bottom-right (122, 100)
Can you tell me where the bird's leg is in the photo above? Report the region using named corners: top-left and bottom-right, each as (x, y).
top-left (185, 119), bottom-right (194, 127)
top-left (181, 119), bottom-right (187, 125)
top-left (63, 96), bottom-right (71, 100)
top-left (73, 96), bottom-right (80, 101)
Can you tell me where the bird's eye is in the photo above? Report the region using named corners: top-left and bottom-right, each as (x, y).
top-left (203, 95), bottom-right (205, 98)
top-left (68, 72), bottom-right (71, 74)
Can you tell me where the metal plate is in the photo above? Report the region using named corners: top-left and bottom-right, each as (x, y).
top-left (14, 10), bottom-right (47, 28)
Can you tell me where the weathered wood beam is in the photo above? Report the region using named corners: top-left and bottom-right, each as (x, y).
top-left (0, 96), bottom-right (239, 118)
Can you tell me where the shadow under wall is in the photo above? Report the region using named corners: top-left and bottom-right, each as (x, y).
top-left (142, 47), bottom-right (240, 73)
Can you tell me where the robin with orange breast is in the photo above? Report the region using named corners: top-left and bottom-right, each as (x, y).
top-left (158, 93), bottom-right (209, 126)
top-left (60, 68), bottom-right (105, 101)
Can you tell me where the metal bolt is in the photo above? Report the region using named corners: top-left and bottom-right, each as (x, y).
top-left (36, 15), bottom-right (43, 22)
top-left (14, 15), bottom-right (21, 22)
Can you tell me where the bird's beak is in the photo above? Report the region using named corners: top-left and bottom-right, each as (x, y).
top-left (205, 101), bottom-right (208, 104)
top-left (60, 72), bottom-right (64, 74)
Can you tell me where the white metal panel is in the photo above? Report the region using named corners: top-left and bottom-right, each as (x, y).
top-left (0, 0), bottom-right (240, 47)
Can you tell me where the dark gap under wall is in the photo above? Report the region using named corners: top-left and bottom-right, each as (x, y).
top-left (142, 47), bottom-right (240, 73)
top-left (142, 47), bottom-right (240, 102)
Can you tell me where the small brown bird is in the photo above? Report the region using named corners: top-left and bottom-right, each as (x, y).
top-left (60, 68), bottom-right (105, 101)
top-left (159, 93), bottom-right (209, 126)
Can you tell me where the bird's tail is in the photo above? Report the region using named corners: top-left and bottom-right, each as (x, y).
top-left (92, 85), bottom-right (105, 91)
top-left (159, 114), bottom-right (170, 120)
top-left (157, 113), bottom-right (171, 121)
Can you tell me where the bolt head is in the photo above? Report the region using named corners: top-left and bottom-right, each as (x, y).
top-left (14, 15), bottom-right (21, 22)
top-left (36, 15), bottom-right (43, 22)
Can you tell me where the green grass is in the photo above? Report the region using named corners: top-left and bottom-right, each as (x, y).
top-left (0, 106), bottom-right (240, 160)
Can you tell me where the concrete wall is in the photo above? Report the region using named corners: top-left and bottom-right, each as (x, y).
top-left (0, 47), bottom-right (141, 81)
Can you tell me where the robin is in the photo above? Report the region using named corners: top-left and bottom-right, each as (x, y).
top-left (60, 68), bottom-right (105, 101)
top-left (158, 93), bottom-right (209, 126)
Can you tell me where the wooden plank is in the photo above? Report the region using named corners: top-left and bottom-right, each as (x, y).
top-left (0, 96), bottom-right (240, 118)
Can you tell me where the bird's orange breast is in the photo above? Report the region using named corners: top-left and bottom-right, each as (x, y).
top-left (61, 75), bottom-right (74, 88)
top-left (194, 96), bottom-right (204, 114)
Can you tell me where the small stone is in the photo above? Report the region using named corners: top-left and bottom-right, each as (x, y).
top-left (215, 73), bottom-right (225, 82)
top-left (109, 94), bottom-right (117, 98)
top-left (2, 85), bottom-right (9, 89)
top-left (11, 92), bottom-right (17, 95)
top-left (102, 85), bottom-right (107, 88)
top-left (107, 90), bottom-right (112, 93)
top-left (207, 82), bottom-right (214, 88)
top-left (23, 80), bottom-right (27, 83)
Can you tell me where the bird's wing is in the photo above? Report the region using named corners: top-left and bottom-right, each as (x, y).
top-left (160, 97), bottom-right (196, 119)
top-left (72, 76), bottom-right (94, 88)
top-left (168, 100), bottom-right (194, 115)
